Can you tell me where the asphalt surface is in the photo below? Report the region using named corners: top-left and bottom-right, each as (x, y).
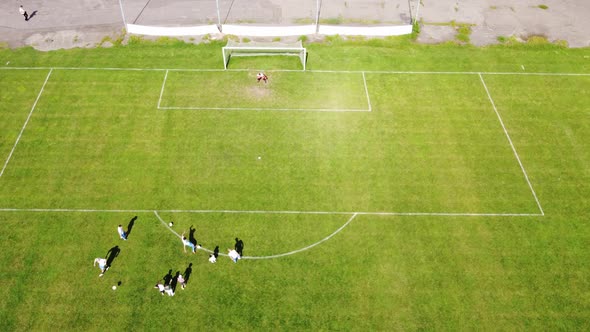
top-left (1, 0), bottom-right (588, 50)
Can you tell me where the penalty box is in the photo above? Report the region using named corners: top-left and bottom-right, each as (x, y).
top-left (0, 69), bottom-right (542, 214)
top-left (157, 70), bottom-right (372, 112)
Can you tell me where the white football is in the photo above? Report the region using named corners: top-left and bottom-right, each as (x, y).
top-left (169, 222), bottom-right (173, 227)
top-left (112, 286), bottom-right (117, 290)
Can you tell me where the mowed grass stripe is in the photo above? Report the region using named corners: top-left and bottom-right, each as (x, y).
top-left (160, 71), bottom-right (369, 111)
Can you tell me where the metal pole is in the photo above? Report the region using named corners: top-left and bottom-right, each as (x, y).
top-left (414, 0), bottom-right (421, 24)
top-left (118, 0), bottom-right (127, 28)
top-left (315, 0), bottom-right (321, 33)
top-left (222, 48), bottom-right (227, 70)
top-left (216, 0), bottom-right (222, 32)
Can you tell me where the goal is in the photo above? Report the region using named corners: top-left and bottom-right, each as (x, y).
top-left (222, 40), bottom-right (307, 70)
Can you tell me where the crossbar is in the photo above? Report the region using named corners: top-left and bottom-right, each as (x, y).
top-left (222, 43), bottom-right (306, 70)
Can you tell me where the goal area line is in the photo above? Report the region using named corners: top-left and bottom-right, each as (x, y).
top-left (156, 69), bottom-right (373, 112)
top-left (158, 106), bottom-right (371, 112)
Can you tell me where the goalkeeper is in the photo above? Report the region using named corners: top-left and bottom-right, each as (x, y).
top-left (256, 72), bottom-right (268, 84)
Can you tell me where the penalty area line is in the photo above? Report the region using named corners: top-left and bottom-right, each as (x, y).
top-left (157, 69), bottom-right (169, 109)
top-left (0, 69), bottom-right (53, 179)
top-left (0, 207), bottom-right (543, 217)
top-left (362, 71), bottom-right (372, 112)
top-left (478, 73), bottom-right (544, 216)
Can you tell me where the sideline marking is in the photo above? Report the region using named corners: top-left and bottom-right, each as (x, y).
top-left (1, 67), bottom-right (590, 76)
top-left (157, 69), bottom-right (169, 109)
top-left (0, 69), bottom-right (53, 179)
top-left (362, 71), bottom-right (372, 112)
top-left (478, 73), bottom-right (544, 215)
top-left (0, 207), bottom-right (543, 217)
top-left (154, 210), bottom-right (358, 260)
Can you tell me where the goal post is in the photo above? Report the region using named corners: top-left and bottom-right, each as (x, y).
top-left (222, 40), bottom-right (307, 70)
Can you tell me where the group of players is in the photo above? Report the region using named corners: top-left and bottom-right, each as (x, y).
top-left (93, 218), bottom-right (246, 291)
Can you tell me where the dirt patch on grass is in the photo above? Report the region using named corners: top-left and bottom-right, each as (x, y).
top-left (246, 84), bottom-right (272, 99)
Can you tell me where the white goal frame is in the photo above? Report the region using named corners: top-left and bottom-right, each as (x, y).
top-left (222, 40), bottom-right (307, 71)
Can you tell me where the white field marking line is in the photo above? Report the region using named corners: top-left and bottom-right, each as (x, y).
top-left (247, 213), bottom-right (358, 260)
top-left (0, 208), bottom-right (154, 213)
top-left (478, 73), bottom-right (545, 216)
top-left (0, 207), bottom-right (543, 217)
top-left (362, 71), bottom-right (372, 112)
top-left (155, 210), bottom-right (358, 260)
top-left (157, 69), bottom-right (169, 109)
top-left (0, 69), bottom-right (53, 179)
top-left (154, 211), bottom-right (182, 239)
top-left (154, 210), bottom-right (230, 257)
top-left (158, 70), bottom-right (371, 112)
top-left (350, 70), bottom-right (590, 76)
top-left (159, 107), bottom-right (369, 112)
top-left (1, 67), bottom-right (590, 76)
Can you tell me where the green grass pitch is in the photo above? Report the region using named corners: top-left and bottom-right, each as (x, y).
top-left (0, 39), bottom-right (589, 330)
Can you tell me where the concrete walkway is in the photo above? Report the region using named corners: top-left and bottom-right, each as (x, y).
top-left (1, 0), bottom-right (588, 50)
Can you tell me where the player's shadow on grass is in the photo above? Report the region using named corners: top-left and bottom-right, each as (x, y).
top-left (235, 238), bottom-right (244, 256)
top-left (171, 272), bottom-right (180, 292)
top-left (126, 216), bottom-right (137, 238)
top-left (183, 263), bottom-right (192, 284)
top-left (189, 226), bottom-right (197, 246)
top-left (106, 245), bottom-right (120, 268)
top-left (163, 269), bottom-right (173, 286)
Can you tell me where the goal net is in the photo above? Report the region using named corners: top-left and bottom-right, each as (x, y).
top-left (222, 40), bottom-right (307, 70)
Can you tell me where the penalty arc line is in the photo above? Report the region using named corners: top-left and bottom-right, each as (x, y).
top-left (478, 73), bottom-right (544, 216)
top-left (246, 213), bottom-right (358, 260)
top-left (0, 69), bottom-right (53, 179)
top-left (153, 210), bottom-right (232, 258)
top-left (154, 210), bottom-right (358, 260)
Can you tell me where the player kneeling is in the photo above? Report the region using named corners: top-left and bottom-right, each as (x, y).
top-left (256, 72), bottom-right (268, 84)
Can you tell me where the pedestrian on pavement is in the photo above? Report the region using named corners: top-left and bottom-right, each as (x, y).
top-left (19, 5), bottom-right (29, 21)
